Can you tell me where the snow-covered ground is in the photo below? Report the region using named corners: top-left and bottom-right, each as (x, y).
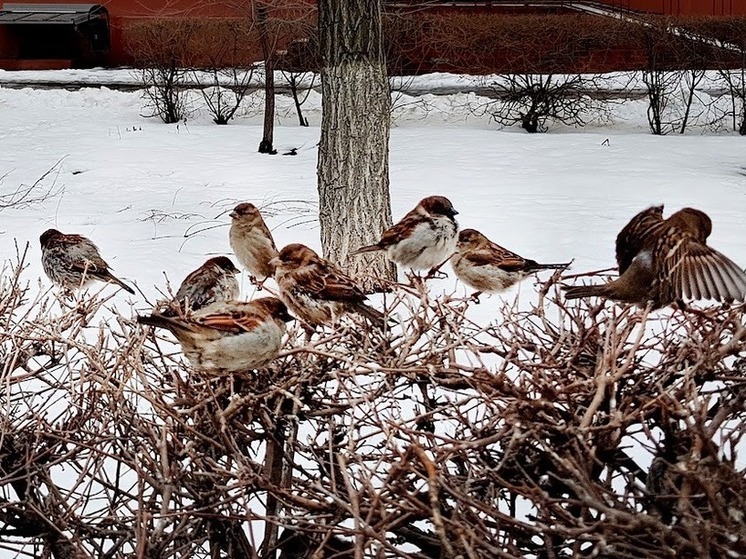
top-left (1, 72), bottom-right (744, 314)
top-left (1, 70), bottom-right (745, 559)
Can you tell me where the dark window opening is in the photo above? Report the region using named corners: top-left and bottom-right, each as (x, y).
top-left (0, 3), bottom-right (110, 66)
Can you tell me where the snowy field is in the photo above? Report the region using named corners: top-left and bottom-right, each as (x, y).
top-left (0, 70), bottom-right (745, 558)
top-left (1, 70), bottom-right (745, 315)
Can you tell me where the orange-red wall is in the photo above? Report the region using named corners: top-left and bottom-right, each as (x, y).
top-left (2, 0), bottom-right (746, 70)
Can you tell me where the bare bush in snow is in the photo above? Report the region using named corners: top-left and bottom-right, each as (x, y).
top-left (125, 19), bottom-right (197, 124)
top-left (1, 259), bottom-right (745, 558)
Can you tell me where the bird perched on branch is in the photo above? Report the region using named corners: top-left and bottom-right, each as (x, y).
top-left (163, 256), bottom-right (240, 315)
top-left (563, 205), bottom-right (746, 308)
top-left (229, 202), bottom-right (279, 284)
top-left (270, 243), bottom-right (385, 328)
top-left (137, 297), bottom-right (293, 375)
top-left (451, 228), bottom-right (571, 298)
top-left (40, 228), bottom-right (134, 294)
top-left (353, 196), bottom-right (459, 274)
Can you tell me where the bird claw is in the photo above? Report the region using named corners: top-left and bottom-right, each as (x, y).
top-left (249, 275), bottom-right (266, 290)
top-left (470, 291), bottom-right (483, 304)
top-left (425, 268), bottom-right (449, 280)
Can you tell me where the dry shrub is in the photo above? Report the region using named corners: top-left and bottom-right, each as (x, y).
top-left (123, 19), bottom-right (198, 123)
top-left (384, 12), bottom-right (645, 75)
top-left (1, 256), bottom-right (745, 558)
top-left (124, 18), bottom-right (267, 124)
top-left (123, 18), bottom-right (264, 70)
top-left (385, 12), bottom-right (746, 76)
top-left (676, 16), bottom-right (746, 134)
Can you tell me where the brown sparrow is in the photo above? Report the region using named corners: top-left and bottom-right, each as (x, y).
top-left (270, 243), bottom-right (385, 327)
top-left (564, 205), bottom-right (746, 308)
top-left (138, 297), bottom-right (294, 374)
top-left (164, 256), bottom-right (240, 315)
top-left (451, 229), bottom-right (571, 297)
top-left (40, 229), bottom-right (135, 294)
top-left (353, 196), bottom-right (459, 272)
top-left (229, 202), bottom-right (279, 282)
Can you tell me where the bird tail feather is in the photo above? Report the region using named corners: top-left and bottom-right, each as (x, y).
top-left (137, 313), bottom-right (190, 333)
top-left (353, 303), bottom-right (387, 328)
top-left (531, 261), bottom-right (572, 272)
top-left (351, 245), bottom-right (382, 256)
top-left (99, 271), bottom-right (135, 294)
top-left (563, 284), bottom-right (610, 300)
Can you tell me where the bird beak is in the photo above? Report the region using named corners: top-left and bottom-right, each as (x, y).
top-left (268, 257), bottom-right (281, 269)
top-left (229, 211), bottom-right (238, 219)
top-left (450, 209), bottom-right (459, 217)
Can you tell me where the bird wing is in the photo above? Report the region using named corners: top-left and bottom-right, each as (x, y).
top-left (377, 209), bottom-right (424, 249)
top-left (464, 244), bottom-right (526, 272)
top-left (616, 215), bottom-right (649, 274)
top-left (55, 233), bottom-right (93, 248)
top-left (174, 265), bottom-right (216, 308)
top-left (615, 207), bottom-right (665, 274)
top-left (292, 261), bottom-right (367, 304)
top-left (668, 239), bottom-right (746, 302)
top-left (257, 219), bottom-right (279, 252)
top-left (194, 305), bottom-right (264, 333)
top-left (315, 263), bottom-right (368, 303)
top-left (60, 236), bottom-right (111, 274)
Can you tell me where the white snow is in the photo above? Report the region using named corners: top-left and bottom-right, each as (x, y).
top-left (1, 71), bottom-right (745, 556)
top-left (1, 74), bottom-right (744, 311)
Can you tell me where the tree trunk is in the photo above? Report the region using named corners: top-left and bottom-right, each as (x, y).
top-left (257, 4), bottom-right (276, 154)
top-left (317, 0), bottom-right (396, 286)
top-left (259, 65), bottom-right (276, 153)
top-left (288, 75), bottom-right (309, 126)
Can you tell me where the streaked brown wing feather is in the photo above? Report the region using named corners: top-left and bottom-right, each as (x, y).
top-left (55, 233), bottom-right (93, 248)
top-left (465, 243), bottom-right (526, 271)
top-left (615, 206), bottom-right (670, 274)
top-left (257, 219), bottom-right (278, 252)
top-left (196, 311), bottom-right (262, 333)
top-left (315, 263), bottom-right (367, 303)
top-left (669, 240), bottom-right (746, 302)
top-left (58, 236), bottom-right (110, 272)
top-left (616, 213), bottom-right (653, 274)
top-left (378, 210), bottom-right (421, 248)
top-left (290, 264), bottom-right (327, 295)
top-left (290, 262), bottom-right (367, 304)
top-left (70, 257), bottom-right (109, 274)
top-left (465, 251), bottom-right (524, 271)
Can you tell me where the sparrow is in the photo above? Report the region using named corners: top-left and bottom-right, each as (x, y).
top-left (164, 256), bottom-right (240, 315)
top-left (137, 297), bottom-right (294, 375)
top-left (229, 202), bottom-right (279, 283)
top-left (563, 206), bottom-right (746, 308)
top-left (451, 228), bottom-right (571, 297)
top-left (353, 196), bottom-right (459, 272)
top-left (270, 243), bottom-right (385, 328)
top-left (39, 228), bottom-right (135, 294)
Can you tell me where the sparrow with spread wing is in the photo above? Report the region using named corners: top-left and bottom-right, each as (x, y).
top-left (138, 297), bottom-right (293, 374)
top-left (270, 243), bottom-right (385, 328)
top-left (229, 202), bottom-right (279, 283)
top-left (40, 228), bottom-right (135, 294)
top-left (564, 206), bottom-right (746, 308)
top-left (353, 196), bottom-right (459, 273)
top-left (451, 228), bottom-right (571, 298)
